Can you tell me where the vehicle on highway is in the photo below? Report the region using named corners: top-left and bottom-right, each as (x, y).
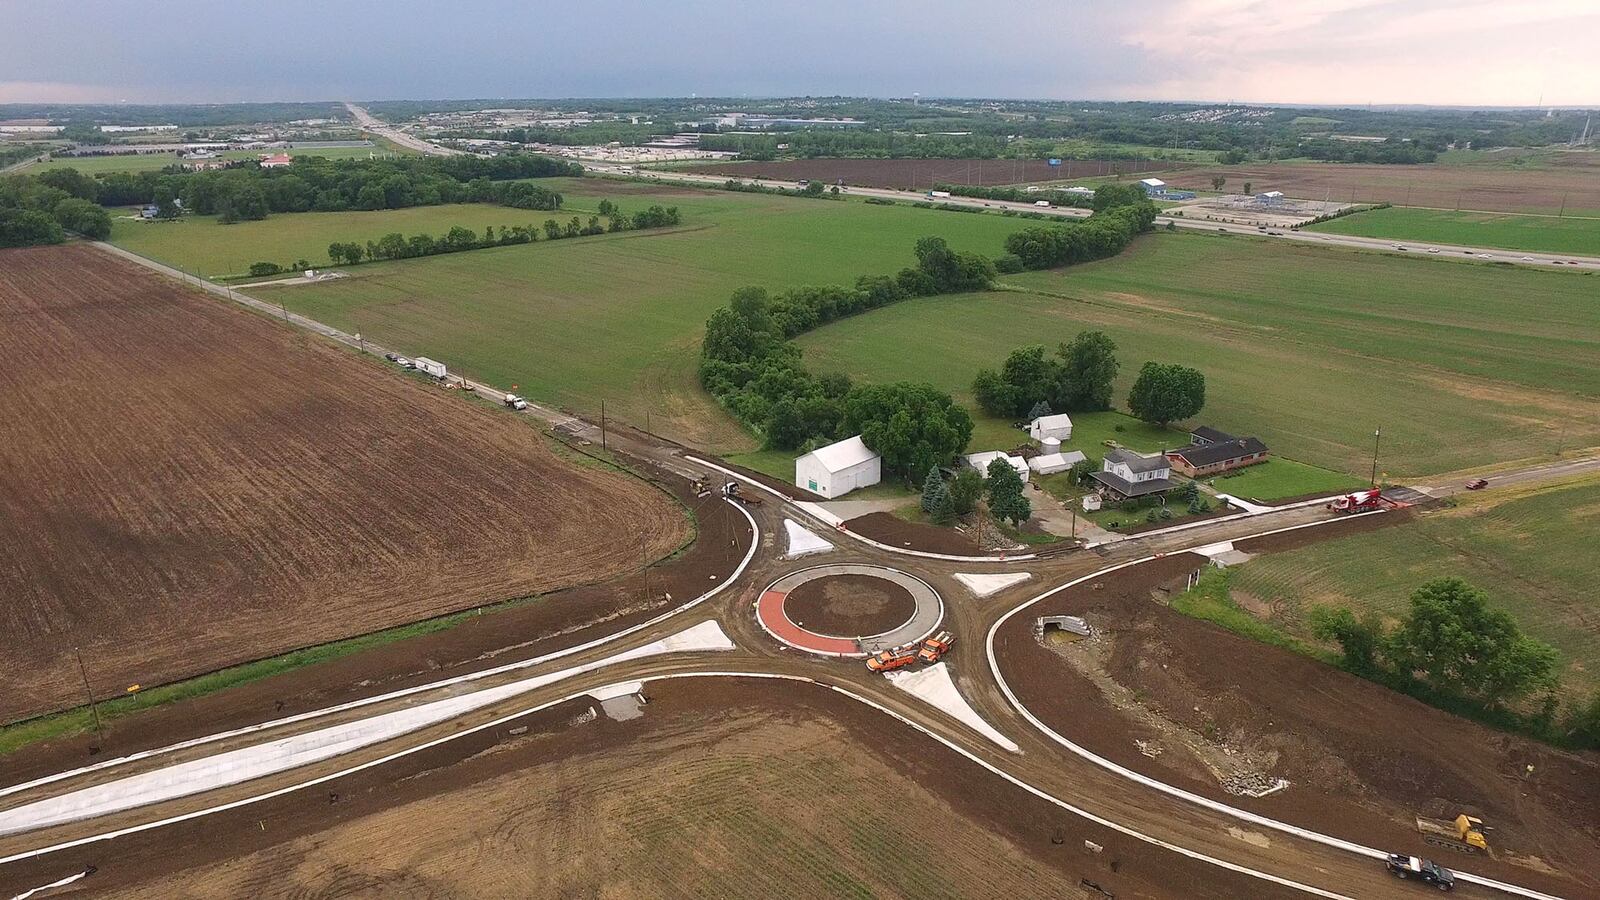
top-left (1427, 248), bottom-right (1440, 253)
top-left (396, 357), bottom-right (415, 369)
top-left (1396, 245), bottom-right (1409, 251)
top-left (503, 393), bottom-right (528, 410)
top-left (1522, 256), bottom-right (1535, 261)
top-left (1466, 478), bottom-right (1489, 490)
top-left (1384, 854), bottom-right (1455, 891)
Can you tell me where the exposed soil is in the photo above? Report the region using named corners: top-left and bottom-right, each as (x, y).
top-left (1168, 158), bottom-right (1600, 215)
top-left (0, 450), bottom-right (751, 785)
top-left (845, 511), bottom-right (981, 555)
top-left (682, 157), bottom-right (1181, 190)
top-left (784, 574), bottom-right (916, 637)
top-left (995, 550), bottom-right (1600, 894)
top-left (0, 244), bottom-right (691, 723)
top-left (1103, 507), bottom-right (1236, 535)
top-left (3, 680), bottom-right (1277, 900)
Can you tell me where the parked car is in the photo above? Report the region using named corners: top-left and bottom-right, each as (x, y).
top-left (383, 352), bottom-right (398, 362)
top-left (1466, 478), bottom-right (1489, 490)
top-left (1426, 247), bottom-right (1440, 253)
top-left (1385, 854), bottom-right (1454, 891)
top-left (396, 357), bottom-right (415, 369)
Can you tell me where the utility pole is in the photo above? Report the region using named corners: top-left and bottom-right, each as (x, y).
top-left (75, 647), bottom-right (104, 743)
top-left (600, 400), bottom-right (607, 451)
top-left (1370, 428), bottom-right (1382, 487)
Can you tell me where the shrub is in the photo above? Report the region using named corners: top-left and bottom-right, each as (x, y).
top-left (248, 261), bottom-right (282, 276)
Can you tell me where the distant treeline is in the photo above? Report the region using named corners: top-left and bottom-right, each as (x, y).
top-left (1001, 185), bottom-right (1159, 269)
top-left (250, 202), bottom-right (682, 275)
top-left (14, 153), bottom-right (583, 224)
top-left (931, 182), bottom-right (1096, 209)
top-left (0, 102), bottom-right (351, 127)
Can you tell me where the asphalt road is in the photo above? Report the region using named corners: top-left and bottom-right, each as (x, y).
top-left (344, 102), bottom-right (464, 157)
top-left (588, 163), bottom-right (1600, 272)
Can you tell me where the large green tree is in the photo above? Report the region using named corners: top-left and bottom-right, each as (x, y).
top-left (985, 457), bottom-right (1031, 526)
top-left (1126, 362), bottom-right (1206, 426)
top-left (1053, 330), bottom-right (1120, 411)
top-left (844, 382), bottom-right (973, 483)
top-left (1387, 578), bottom-right (1558, 706)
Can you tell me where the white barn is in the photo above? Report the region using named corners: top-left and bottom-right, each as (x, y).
top-left (794, 435), bottom-right (881, 498)
top-left (1028, 413), bottom-right (1073, 443)
top-left (964, 451), bottom-right (1030, 482)
top-left (1029, 449), bottom-right (1087, 476)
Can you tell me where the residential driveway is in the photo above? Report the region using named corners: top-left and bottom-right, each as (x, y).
top-left (1027, 482), bottom-right (1117, 544)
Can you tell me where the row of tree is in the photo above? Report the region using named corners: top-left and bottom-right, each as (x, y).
top-left (301, 205), bottom-right (681, 270)
top-left (1310, 578), bottom-right (1600, 749)
top-left (30, 153), bottom-right (583, 223)
top-left (0, 175), bottom-right (114, 248)
top-left (920, 458), bottom-right (1032, 527)
top-left (1002, 188), bottom-right (1158, 270)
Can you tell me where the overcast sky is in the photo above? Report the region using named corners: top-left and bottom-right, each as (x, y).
top-left (3, 0), bottom-right (1596, 107)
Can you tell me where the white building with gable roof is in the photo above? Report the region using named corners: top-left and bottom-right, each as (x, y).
top-left (794, 435), bottom-right (881, 498)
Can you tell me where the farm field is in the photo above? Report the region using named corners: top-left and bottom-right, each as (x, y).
top-left (1306, 206), bottom-right (1600, 256)
top-left (1231, 474), bottom-right (1600, 697)
top-left (797, 232), bottom-right (1600, 476)
top-left (681, 156), bottom-right (1180, 190)
top-left (242, 179), bottom-right (1033, 450)
top-left (0, 243), bottom-right (687, 724)
top-left (1161, 152), bottom-right (1600, 215)
top-left (95, 680), bottom-right (1224, 900)
top-left (25, 145), bottom-right (394, 175)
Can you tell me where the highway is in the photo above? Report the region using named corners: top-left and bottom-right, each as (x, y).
top-left (584, 163), bottom-right (1600, 272)
top-left (344, 102), bottom-right (464, 157)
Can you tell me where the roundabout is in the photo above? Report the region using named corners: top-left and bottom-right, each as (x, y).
top-left (756, 563), bottom-right (943, 657)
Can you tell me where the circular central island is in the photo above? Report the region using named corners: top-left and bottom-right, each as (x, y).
top-left (756, 564), bottom-right (943, 658)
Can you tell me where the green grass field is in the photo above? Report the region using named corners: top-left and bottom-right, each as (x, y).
top-left (203, 180), bottom-right (1034, 449)
top-left (1307, 206), bottom-right (1600, 256)
top-left (797, 232), bottom-right (1600, 476)
top-left (25, 145), bottom-right (397, 176)
top-left (1230, 475), bottom-right (1600, 696)
top-left (1203, 457), bottom-right (1366, 502)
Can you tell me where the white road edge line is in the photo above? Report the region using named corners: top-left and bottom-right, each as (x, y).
top-left (0, 500), bottom-right (760, 803)
top-left (984, 510), bottom-right (1567, 900)
top-left (1, 672), bottom-right (1353, 899)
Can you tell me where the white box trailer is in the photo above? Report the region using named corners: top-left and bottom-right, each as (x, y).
top-left (414, 357), bottom-right (447, 379)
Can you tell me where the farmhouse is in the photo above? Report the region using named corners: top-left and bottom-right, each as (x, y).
top-left (794, 434), bottom-right (881, 498)
top-left (1166, 427), bottom-right (1270, 477)
top-left (964, 451), bottom-right (1030, 482)
top-left (1090, 448), bottom-right (1172, 500)
top-left (1028, 413), bottom-right (1073, 443)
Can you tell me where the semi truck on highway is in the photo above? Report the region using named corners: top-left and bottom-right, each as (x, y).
top-left (927, 190), bottom-right (952, 199)
top-left (414, 357), bottom-right (447, 379)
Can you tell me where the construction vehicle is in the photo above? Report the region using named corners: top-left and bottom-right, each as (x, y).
top-left (866, 644), bottom-right (920, 673)
top-left (691, 476), bottom-right (712, 498)
top-left (1384, 854), bottom-right (1455, 891)
top-left (1465, 478), bottom-right (1489, 490)
top-left (917, 631), bottom-right (954, 664)
top-left (720, 481), bottom-right (763, 506)
top-left (503, 393), bottom-right (528, 411)
top-left (1327, 488), bottom-right (1384, 513)
top-left (1415, 814), bottom-right (1490, 855)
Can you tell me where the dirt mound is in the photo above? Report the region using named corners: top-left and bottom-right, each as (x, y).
top-left (996, 553), bottom-right (1600, 891)
top-left (783, 573), bottom-right (916, 636)
top-left (0, 244), bottom-right (690, 723)
top-left (845, 511), bottom-right (980, 555)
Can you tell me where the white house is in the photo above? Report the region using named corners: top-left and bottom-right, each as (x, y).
top-left (1089, 448), bottom-right (1172, 500)
top-left (1028, 413), bottom-right (1073, 443)
top-left (964, 451), bottom-right (1030, 482)
top-left (1028, 449), bottom-right (1087, 476)
top-left (794, 435), bottom-right (881, 498)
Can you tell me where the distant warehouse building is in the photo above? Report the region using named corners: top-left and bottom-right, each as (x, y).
top-left (794, 435), bottom-right (881, 498)
top-left (1136, 177), bottom-right (1194, 201)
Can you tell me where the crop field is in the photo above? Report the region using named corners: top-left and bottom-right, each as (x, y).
top-left (797, 232), bottom-right (1600, 476)
top-left (0, 243), bottom-right (687, 723)
top-left (1231, 474), bottom-right (1600, 696)
top-left (681, 156), bottom-right (1180, 190)
top-left (236, 179), bottom-right (1032, 449)
top-left (1306, 206), bottom-right (1600, 256)
top-left (1162, 152), bottom-right (1600, 215)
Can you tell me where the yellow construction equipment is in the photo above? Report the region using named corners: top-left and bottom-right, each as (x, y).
top-left (1415, 813), bottom-right (1490, 855)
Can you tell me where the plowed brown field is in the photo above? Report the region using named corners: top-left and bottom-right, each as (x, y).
top-left (0, 244), bottom-right (688, 723)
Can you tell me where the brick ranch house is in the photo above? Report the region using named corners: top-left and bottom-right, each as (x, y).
top-left (1166, 426), bottom-right (1270, 477)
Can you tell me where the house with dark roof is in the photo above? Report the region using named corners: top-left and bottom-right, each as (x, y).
top-left (1090, 448), bottom-right (1172, 500)
top-left (1167, 427), bottom-right (1270, 477)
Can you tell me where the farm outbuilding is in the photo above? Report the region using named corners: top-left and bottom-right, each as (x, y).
top-left (964, 451), bottom-right (1030, 482)
top-left (794, 435), bottom-right (881, 498)
top-left (1028, 413), bottom-right (1073, 443)
top-left (1029, 450), bottom-right (1087, 476)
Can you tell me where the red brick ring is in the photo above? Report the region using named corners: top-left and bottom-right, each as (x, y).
top-left (755, 563), bottom-right (944, 658)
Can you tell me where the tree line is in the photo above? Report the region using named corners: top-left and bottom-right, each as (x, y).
top-left (971, 333), bottom-right (1206, 428)
top-left (1311, 578), bottom-right (1600, 750)
top-left (0, 171), bottom-right (114, 248)
top-left (1001, 186), bottom-right (1158, 270)
top-left (16, 153), bottom-right (583, 225)
top-left (699, 185), bottom-right (1160, 483)
top-left (248, 203), bottom-right (681, 274)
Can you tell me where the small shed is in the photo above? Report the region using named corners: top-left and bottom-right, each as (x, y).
top-left (1029, 450), bottom-right (1087, 476)
top-left (1028, 413), bottom-right (1073, 443)
top-left (964, 451), bottom-right (1030, 482)
top-left (794, 435), bottom-right (881, 498)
